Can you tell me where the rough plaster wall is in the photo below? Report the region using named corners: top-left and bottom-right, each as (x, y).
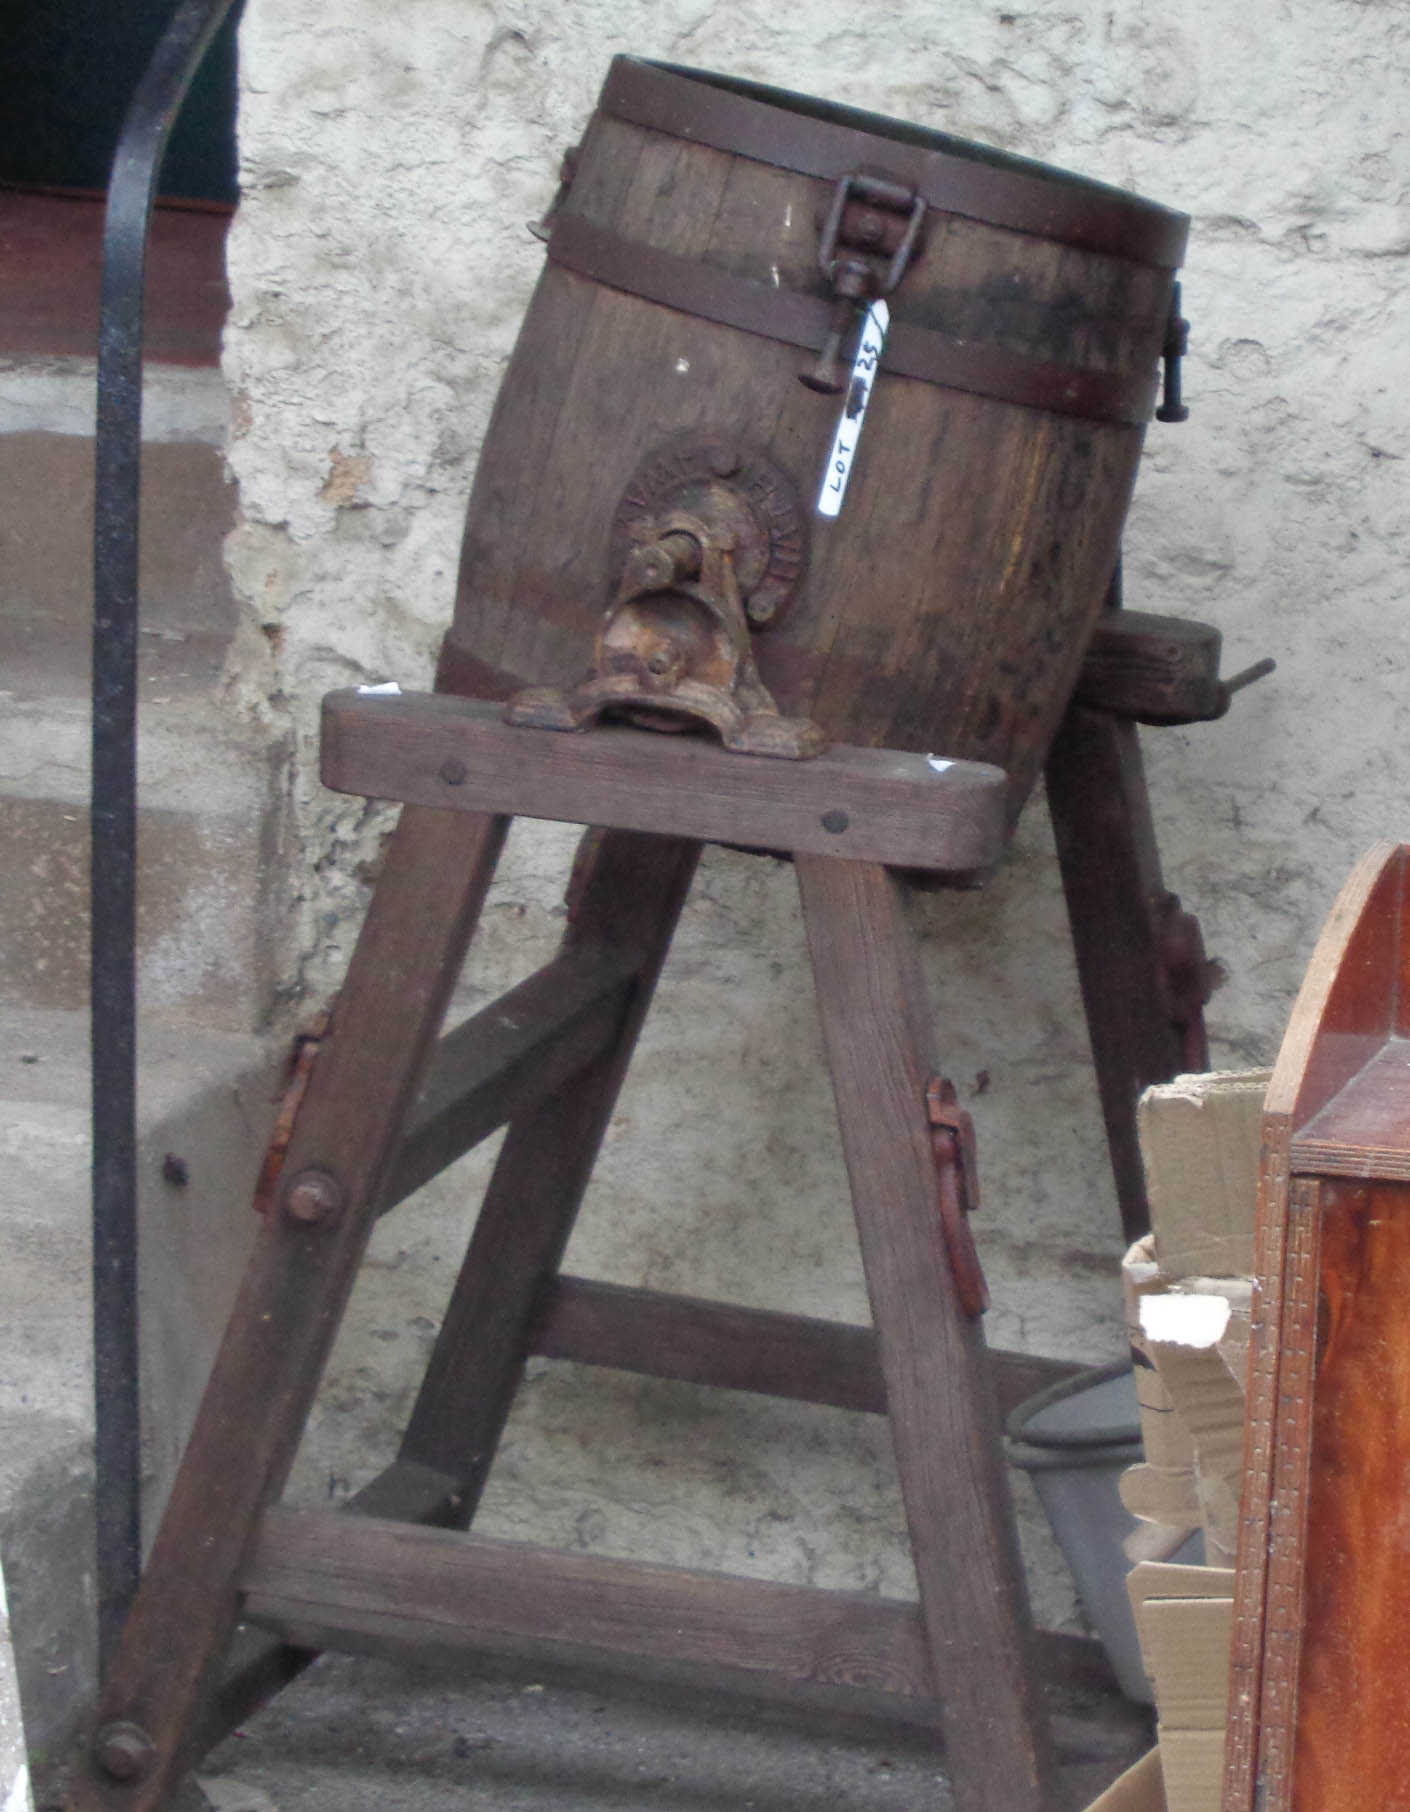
top-left (222, 2), bottom-right (1410, 1633)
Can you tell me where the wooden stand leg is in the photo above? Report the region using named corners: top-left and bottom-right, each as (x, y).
top-left (1045, 704), bottom-right (1212, 1243)
top-left (359, 829), bottom-right (701, 1529)
top-left (796, 857), bottom-right (1061, 1812)
top-left (71, 805), bottom-right (509, 1812)
top-left (192, 830), bottom-right (703, 1742)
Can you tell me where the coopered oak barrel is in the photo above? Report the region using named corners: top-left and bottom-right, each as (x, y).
top-left (438, 58), bottom-right (1188, 815)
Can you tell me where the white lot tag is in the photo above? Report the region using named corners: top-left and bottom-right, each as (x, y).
top-left (815, 299), bottom-right (890, 519)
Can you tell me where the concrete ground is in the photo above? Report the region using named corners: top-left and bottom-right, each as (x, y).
top-left (36, 1648), bottom-right (1150, 1812)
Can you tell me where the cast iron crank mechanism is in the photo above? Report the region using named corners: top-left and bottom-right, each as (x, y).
top-left (507, 434), bottom-right (826, 757)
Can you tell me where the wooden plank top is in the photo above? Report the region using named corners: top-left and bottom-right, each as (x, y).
top-left (1291, 1038), bottom-right (1410, 1177)
top-left (321, 689), bottom-right (1010, 872)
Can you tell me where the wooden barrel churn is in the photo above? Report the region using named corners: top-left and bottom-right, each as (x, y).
top-left (437, 58), bottom-right (1189, 817)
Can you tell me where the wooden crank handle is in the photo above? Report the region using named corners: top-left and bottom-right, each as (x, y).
top-left (1213, 655), bottom-right (1277, 717)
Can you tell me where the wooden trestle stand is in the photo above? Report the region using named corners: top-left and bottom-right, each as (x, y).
top-left (66, 606), bottom-right (1241, 1812)
top-left (69, 54), bottom-right (1246, 1812)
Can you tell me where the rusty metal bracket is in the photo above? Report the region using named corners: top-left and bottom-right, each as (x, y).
top-left (802, 171), bottom-right (925, 394)
top-left (926, 1077), bottom-right (990, 1318)
top-left (251, 1012), bottom-right (329, 1217)
top-left (817, 171), bottom-right (927, 294)
top-left (1153, 895), bottom-right (1221, 1073)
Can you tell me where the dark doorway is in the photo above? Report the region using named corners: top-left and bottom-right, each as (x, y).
top-left (0, 0), bottom-right (243, 201)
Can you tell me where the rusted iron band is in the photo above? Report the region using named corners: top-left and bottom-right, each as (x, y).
top-left (547, 214), bottom-right (1158, 426)
top-left (601, 58), bottom-right (1188, 270)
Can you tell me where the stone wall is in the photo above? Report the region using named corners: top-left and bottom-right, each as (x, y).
top-left (221, 1), bottom-right (1410, 1629)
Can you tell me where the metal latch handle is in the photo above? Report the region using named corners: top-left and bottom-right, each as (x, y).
top-left (1157, 281), bottom-right (1190, 424)
top-left (817, 172), bottom-right (926, 294)
top-left (801, 172), bottom-right (925, 395)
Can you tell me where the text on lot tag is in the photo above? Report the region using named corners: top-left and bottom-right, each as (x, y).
top-left (815, 300), bottom-right (890, 520)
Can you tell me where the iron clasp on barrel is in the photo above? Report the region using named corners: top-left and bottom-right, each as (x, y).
top-left (801, 171), bottom-right (926, 395)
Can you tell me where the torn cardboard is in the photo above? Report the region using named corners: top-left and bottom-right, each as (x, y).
top-left (1080, 1746), bottom-right (1166, 1812)
top-left (1124, 1236), bottom-right (1199, 1475)
top-left (1137, 1070), bottom-right (1269, 1280)
top-left (1139, 1287), bottom-right (1250, 1565)
top-left (1155, 1731), bottom-right (1225, 1812)
top-left (1127, 1565), bottom-right (1235, 1812)
top-left (1132, 1592), bottom-right (1234, 1729)
top-left (1122, 1236), bottom-right (1202, 1555)
top-left (1140, 1278), bottom-right (1252, 1392)
top-left (1116, 1073), bottom-right (1263, 1812)
top-left (1120, 1461), bottom-right (1201, 1536)
top-left (1126, 1074), bottom-right (1262, 1567)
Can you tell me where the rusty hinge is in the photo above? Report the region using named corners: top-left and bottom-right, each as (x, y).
top-left (1153, 893), bottom-right (1222, 1072)
top-left (926, 1076), bottom-right (990, 1318)
top-left (801, 171), bottom-right (926, 394)
top-left (252, 1011), bottom-right (329, 1216)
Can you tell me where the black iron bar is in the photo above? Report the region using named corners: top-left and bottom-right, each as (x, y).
top-left (92, 0), bottom-right (239, 1676)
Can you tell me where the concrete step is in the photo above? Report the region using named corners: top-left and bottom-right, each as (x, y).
top-left (0, 353), bottom-right (227, 437)
top-left (0, 219), bottom-right (288, 1782)
top-left (0, 1006), bottom-right (278, 1763)
top-left (0, 355), bottom-right (282, 1035)
top-left (2, 426), bottom-right (235, 635)
top-left (0, 363), bottom-right (234, 638)
top-left (0, 619), bottom-right (280, 1031)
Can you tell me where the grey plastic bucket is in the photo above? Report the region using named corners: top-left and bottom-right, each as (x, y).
top-left (1005, 1358), bottom-right (1198, 1703)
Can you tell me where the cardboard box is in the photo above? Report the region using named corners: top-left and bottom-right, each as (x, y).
top-left (1137, 1070), bottom-right (1270, 1280)
top-left (1142, 1277), bottom-right (1252, 1390)
top-left (1122, 1246), bottom-right (1253, 1562)
top-left (1115, 1073), bottom-right (1262, 1812)
top-left (1121, 1235), bottom-right (1202, 1557)
top-left (1127, 1073), bottom-right (1264, 1565)
top-left (1127, 1565), bottom-right (1234, 1812)
top-left (1134, 1593), bottom-right (1233, 1728)
top-left (1140, 1312), bottom-right (1248, 1565)
top-left (1080, 1747), bottom-right (1166, 1812)
top-left (1156, 1731), bottom-right (1225, 1812)
top-left (1123, 1235), bottom-right (1200, 1477)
